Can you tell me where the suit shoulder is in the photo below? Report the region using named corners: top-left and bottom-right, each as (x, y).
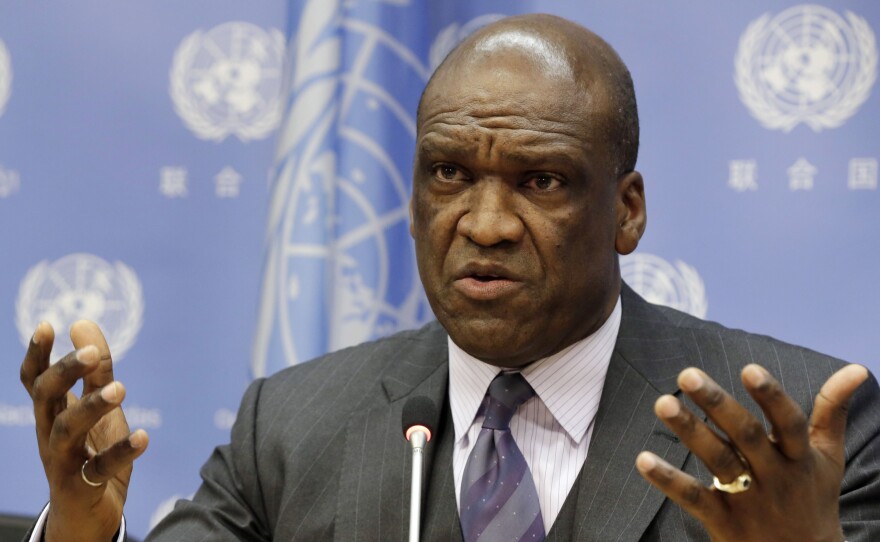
top-left (253, 320), bottom-right (447, 414)
top-left (652, 301), bottom-right (850, 369)
top-left (265, 320), bottom-right (445, 377)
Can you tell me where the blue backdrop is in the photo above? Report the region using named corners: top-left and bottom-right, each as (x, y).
top-left (1, 1), bottom-right (877, 537)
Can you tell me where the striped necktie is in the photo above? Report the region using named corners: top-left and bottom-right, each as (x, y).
top-left (459, 372), bottom-right (545, 542)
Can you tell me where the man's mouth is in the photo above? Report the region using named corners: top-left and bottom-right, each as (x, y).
top-left (453, 265), bottom-right (522, 300)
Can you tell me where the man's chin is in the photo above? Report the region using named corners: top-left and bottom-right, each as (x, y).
top-left (443, 319), bottom-right (538, 368)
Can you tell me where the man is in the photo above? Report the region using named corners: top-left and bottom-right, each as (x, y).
top-left (20, 13), bottom-right (880, 542)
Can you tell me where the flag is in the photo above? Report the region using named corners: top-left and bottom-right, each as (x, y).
top-left (252, 0), bottom-right (505, 375)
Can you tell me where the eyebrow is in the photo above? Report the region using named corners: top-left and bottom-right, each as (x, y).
top-left (499, 148), bottom-right (584, 171)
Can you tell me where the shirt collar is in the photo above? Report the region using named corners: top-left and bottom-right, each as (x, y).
top-left (448, 296), bottom-right (622, 444)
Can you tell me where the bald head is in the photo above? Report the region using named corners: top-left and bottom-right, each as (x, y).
top-left (418, 14), bottom-right (639, 177)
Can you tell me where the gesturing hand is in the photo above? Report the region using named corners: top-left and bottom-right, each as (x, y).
top-left (636, 363), bottom-right (868, 542)
top-left (20, 320), bottom-right (149, 542)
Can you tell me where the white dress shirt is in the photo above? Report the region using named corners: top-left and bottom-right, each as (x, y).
top-left (449, 296), bottom-right (621, 532)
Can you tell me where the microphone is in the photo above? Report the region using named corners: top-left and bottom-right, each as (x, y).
top-left (401, 396), bottom-right (437, 542)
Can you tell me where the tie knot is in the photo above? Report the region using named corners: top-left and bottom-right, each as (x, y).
top-left (481, 372), bottom-right (535, 430)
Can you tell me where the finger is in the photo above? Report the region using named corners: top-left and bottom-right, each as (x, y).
top-left (81, 429), bottom-right (149, 487)
top-left (70, 320), bottom-right (115, 395)
top-left (636, 451), bottom-right (722, 525)
top-left (50, 382), bottom-right (126, 455)
top-left (19, 321), bottom-right (55, 395)
top-left (654, 395), bottom-right (746, 483)
top-left (679, 368), bottom-right (775, 460)
top-left (741, 364), bottom-right (810, 460)
top-left (809, 364), bottom-right (869, 461)
top-left (31, 346), bottom-right (100, 435)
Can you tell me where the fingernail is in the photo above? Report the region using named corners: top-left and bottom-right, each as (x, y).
top-left (742, 365), bottom-right (766, 387)
top-left (101, 382), bottom-right (120, 404)
top-left (76, 346), bottom-right (99, 365)
top-left (655, 395), bottom-right (680, 418)
top-left (129, 429), bottom-right (147, 449)
top-left (636, 452), bottom-right (657, 472)
top-left (679, 369), bottom-right (704, 392)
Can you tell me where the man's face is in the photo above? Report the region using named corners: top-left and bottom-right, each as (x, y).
top-left (411, 46), bottom-right (643, 367)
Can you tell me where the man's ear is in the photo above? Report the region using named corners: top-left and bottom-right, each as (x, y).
top-left (614, 171), bottom-right (646, 255)
top-left (409, 197), bottom-right (415, 238)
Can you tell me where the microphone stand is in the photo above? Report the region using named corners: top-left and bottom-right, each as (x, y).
top-left (408, 429), bottom-right (427, 542)
top-left (402, 396), bottom-right (435, 542)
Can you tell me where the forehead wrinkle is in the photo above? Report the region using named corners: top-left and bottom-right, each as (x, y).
top-left (419, 115), bottom-right (586, 144)
top-left (420, 91), bottom-right (584, 129)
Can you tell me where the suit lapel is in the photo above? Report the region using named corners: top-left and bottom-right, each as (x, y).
top-left (333, 322), bottom-right (461, 542)
top-left (562, 285), bottom-right (695, 542)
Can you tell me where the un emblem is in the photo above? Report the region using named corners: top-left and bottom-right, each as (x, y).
top-left (16, 254), bottom-right (144, 363)
top-left (735, 5), bottom-right (877, 132)
top-left (621, 253), bottom-right (708, 319)
top-left (170, 22), bottom-right (285, 142)
top-left (0, 38), bottom-right (11, 119)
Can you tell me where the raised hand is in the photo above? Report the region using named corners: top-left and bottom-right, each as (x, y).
top-left (636, 363), bottom-right (868, 542)
top-left (20, 320), bottom-right (149, 542)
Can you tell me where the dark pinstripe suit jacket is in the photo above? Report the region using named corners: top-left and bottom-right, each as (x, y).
top-left (145, 285), bottom-right (880, 541)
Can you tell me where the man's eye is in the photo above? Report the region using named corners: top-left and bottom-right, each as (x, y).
top-left (433, 165), bottom-right (465, 181)
top-left (525, 174), bottom-right (563, 191)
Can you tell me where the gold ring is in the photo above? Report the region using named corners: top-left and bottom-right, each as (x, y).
top-left (712, 472), bottom-right (752, 494)
top-left (81, 460), bottom-right (104, 487)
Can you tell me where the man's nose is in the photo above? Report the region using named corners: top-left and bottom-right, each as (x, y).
top-left (456, 181), bottom-right (525, 247)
